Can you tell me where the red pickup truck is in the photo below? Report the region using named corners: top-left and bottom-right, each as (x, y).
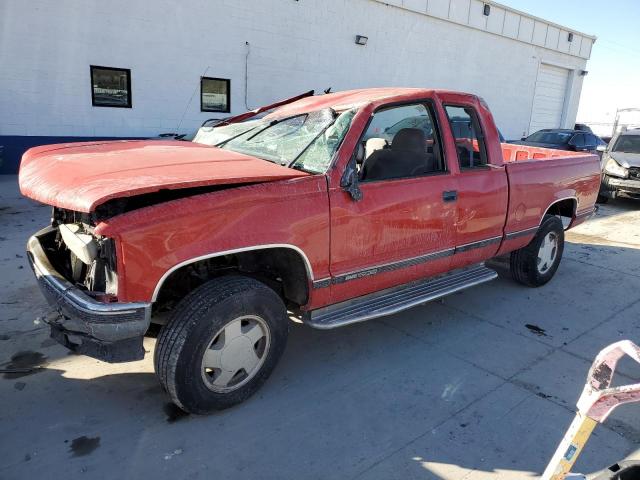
top-left (20, 88), bottom-right (600, 413)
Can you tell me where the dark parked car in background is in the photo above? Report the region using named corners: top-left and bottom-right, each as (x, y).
top-left (510, 129), bottom-right (605, 154)
top-left (574, 123), bottom-right (594, 133)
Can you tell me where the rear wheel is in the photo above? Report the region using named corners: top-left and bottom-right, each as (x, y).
top-left (510, 215), bottom-right (564, 287)
top-left (154, 276), bottom-right (289, 414)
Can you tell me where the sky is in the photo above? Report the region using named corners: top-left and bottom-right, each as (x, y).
top-left (501, 0), bottom-right (640, 134)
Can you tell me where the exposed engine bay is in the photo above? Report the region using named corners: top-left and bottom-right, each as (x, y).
top-left (45, 207), bottom-right (119, 297)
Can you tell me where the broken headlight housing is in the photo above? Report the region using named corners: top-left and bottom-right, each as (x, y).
top-left (604, 156), bottom-right (628, 178)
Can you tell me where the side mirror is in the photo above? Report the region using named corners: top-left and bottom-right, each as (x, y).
top-left (596, 145), bottom-right (606, 152)
top-left (340, 155), bottom-right (363, 202)
top-left (521, 136), bottom-right (526, 141)
top-left (355, 143), bottom-right (365, 165)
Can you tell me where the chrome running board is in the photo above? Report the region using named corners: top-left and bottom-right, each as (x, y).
top-left (305, 264), bottom-right (497, 330)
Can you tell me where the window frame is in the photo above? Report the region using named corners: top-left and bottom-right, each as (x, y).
top-left (90, 65), bottom-right (132, 109)
top-left (356, 99), bottom-right (449, 184)
top-left (200, 77), bottom-right (231, 113)
top-left (443, 103), bottom-right (489, 170)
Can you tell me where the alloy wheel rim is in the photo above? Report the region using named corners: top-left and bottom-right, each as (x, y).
top-left (201, 315), bottom-right (270, 393)
top-left (537, 232), bottom-right (558, 274)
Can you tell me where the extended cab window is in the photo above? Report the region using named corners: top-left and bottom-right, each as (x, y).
top-left (360, 103), bottom-right (444, 182)
top-left (444, 105), bottom-right (488, 169)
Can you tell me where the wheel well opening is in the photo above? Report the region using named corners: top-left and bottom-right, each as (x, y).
top-left (545, 198), bottom-right (576, 229)
top-left (152, 248), bottom-right (310, 320)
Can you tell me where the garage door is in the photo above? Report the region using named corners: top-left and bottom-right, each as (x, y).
top-left (529, 64), bottom-right (570, 134)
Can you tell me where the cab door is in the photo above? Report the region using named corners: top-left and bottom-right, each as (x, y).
top-left (442, 104), bottom-right (509, 268)
top-left (328, 101), bottom-right (458, 305)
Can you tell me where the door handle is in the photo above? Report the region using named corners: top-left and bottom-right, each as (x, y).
top-left (442, 190), bottom-right (458, 202)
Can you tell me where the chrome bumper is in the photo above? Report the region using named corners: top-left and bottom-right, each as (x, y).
top-left (27, 228), bottom-right (151, 362)
top-left (603, 175), bottom-right (640, 195)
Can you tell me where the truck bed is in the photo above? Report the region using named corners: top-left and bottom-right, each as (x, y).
top-left (501, 143), bottom-right (588, 162)
top-left (500, 143), bottom-right (601, 243)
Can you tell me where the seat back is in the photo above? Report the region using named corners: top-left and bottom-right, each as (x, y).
top-left (362, 128), bottom-right (436, 181)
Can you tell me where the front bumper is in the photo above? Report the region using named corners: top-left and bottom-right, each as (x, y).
top-left (27, 228), bottom-right (151, 362)
top-left (602, 175), bottom-right (640, 197)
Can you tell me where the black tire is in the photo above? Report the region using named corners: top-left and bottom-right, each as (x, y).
top-left (598, 176), bottom-right (616, 204)
top-left (510, 215), bottom-right (564, 287)
top-left (154, 275), bottom-right (289, 414)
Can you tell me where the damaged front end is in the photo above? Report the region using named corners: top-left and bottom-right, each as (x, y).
top-left (26, 209), bottom-right (151, 362)
top-left (52, 208), bottom-right (119, 299)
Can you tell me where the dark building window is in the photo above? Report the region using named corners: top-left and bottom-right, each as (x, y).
top-left (90, 66), bottom-right (132, 108)
top-left (201, 77), bottom-right (230, 113)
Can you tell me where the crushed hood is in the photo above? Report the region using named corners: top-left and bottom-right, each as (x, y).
top-left (19, 140), bottom-right (308, 212)
top-left (609, 151), bottom-right (640, 168)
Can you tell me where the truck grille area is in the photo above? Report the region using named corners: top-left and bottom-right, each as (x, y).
top-left (43, 213), bottom-right (119, 297)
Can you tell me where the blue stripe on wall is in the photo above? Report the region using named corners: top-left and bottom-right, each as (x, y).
top-left (0, 135), bottom-right (145, 174)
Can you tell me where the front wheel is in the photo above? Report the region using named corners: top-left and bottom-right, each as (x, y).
top-left (509, 215), bottom-right (565, 287)
top-left (154, 276), bottom-right (289, 414)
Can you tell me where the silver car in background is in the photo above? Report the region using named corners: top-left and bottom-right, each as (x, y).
top-left (599, 128), bottom-right (640, 202)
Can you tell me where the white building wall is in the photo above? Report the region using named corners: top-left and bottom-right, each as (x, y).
top-left (0, 0), bottom-right (593, 141)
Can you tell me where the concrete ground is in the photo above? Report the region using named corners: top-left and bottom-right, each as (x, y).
top-left (1, 174), bottom-right (639, 480)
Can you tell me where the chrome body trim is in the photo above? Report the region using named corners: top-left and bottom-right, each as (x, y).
top-left (505, 196), bottom-right (580, 239)
top-left (543, 196), bottom-right (578, 219)
top-left (306, 264), bottom-right (498, 329)
top-left (152, 244), bottom-right (315, 301)
top-left (504, 226), bottom-right (540, 241)
top-left (316, 233), bottom-right (504, 289)
top-left (312, 278), bottom-right (331, 289)
top-left (326, 247), bottom-right (455, 287)
top-left (454, 235), bottom-right (502, 253)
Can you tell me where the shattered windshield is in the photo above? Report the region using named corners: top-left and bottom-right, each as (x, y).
top-left (194, 108), bottom-right (355, 173)
top-left (192, 119), bottom-right (263, 146)
top-left (291, 109), bottom-right (356, 173)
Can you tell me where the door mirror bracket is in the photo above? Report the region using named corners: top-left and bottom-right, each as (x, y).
top-left (340, 157), bottom-right (363, 202)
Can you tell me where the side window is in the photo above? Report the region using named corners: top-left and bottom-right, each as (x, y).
top-left (360, 103), bottom-right (444, 182)
top-left (571, 133), bottom-right (585, 148)
top-left (444, 105), bottom-right (488, 169)
top-left (585, 134), bottom-right (598, 148)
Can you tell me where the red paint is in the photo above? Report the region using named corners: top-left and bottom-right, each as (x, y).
top-left (19, 88), bottom-right (600, 309)
top-left (19, 140), bottom-right (307, 212)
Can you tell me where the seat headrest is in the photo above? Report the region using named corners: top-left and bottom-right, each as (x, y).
top-left (392, 128), bottom-right (425, 153)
